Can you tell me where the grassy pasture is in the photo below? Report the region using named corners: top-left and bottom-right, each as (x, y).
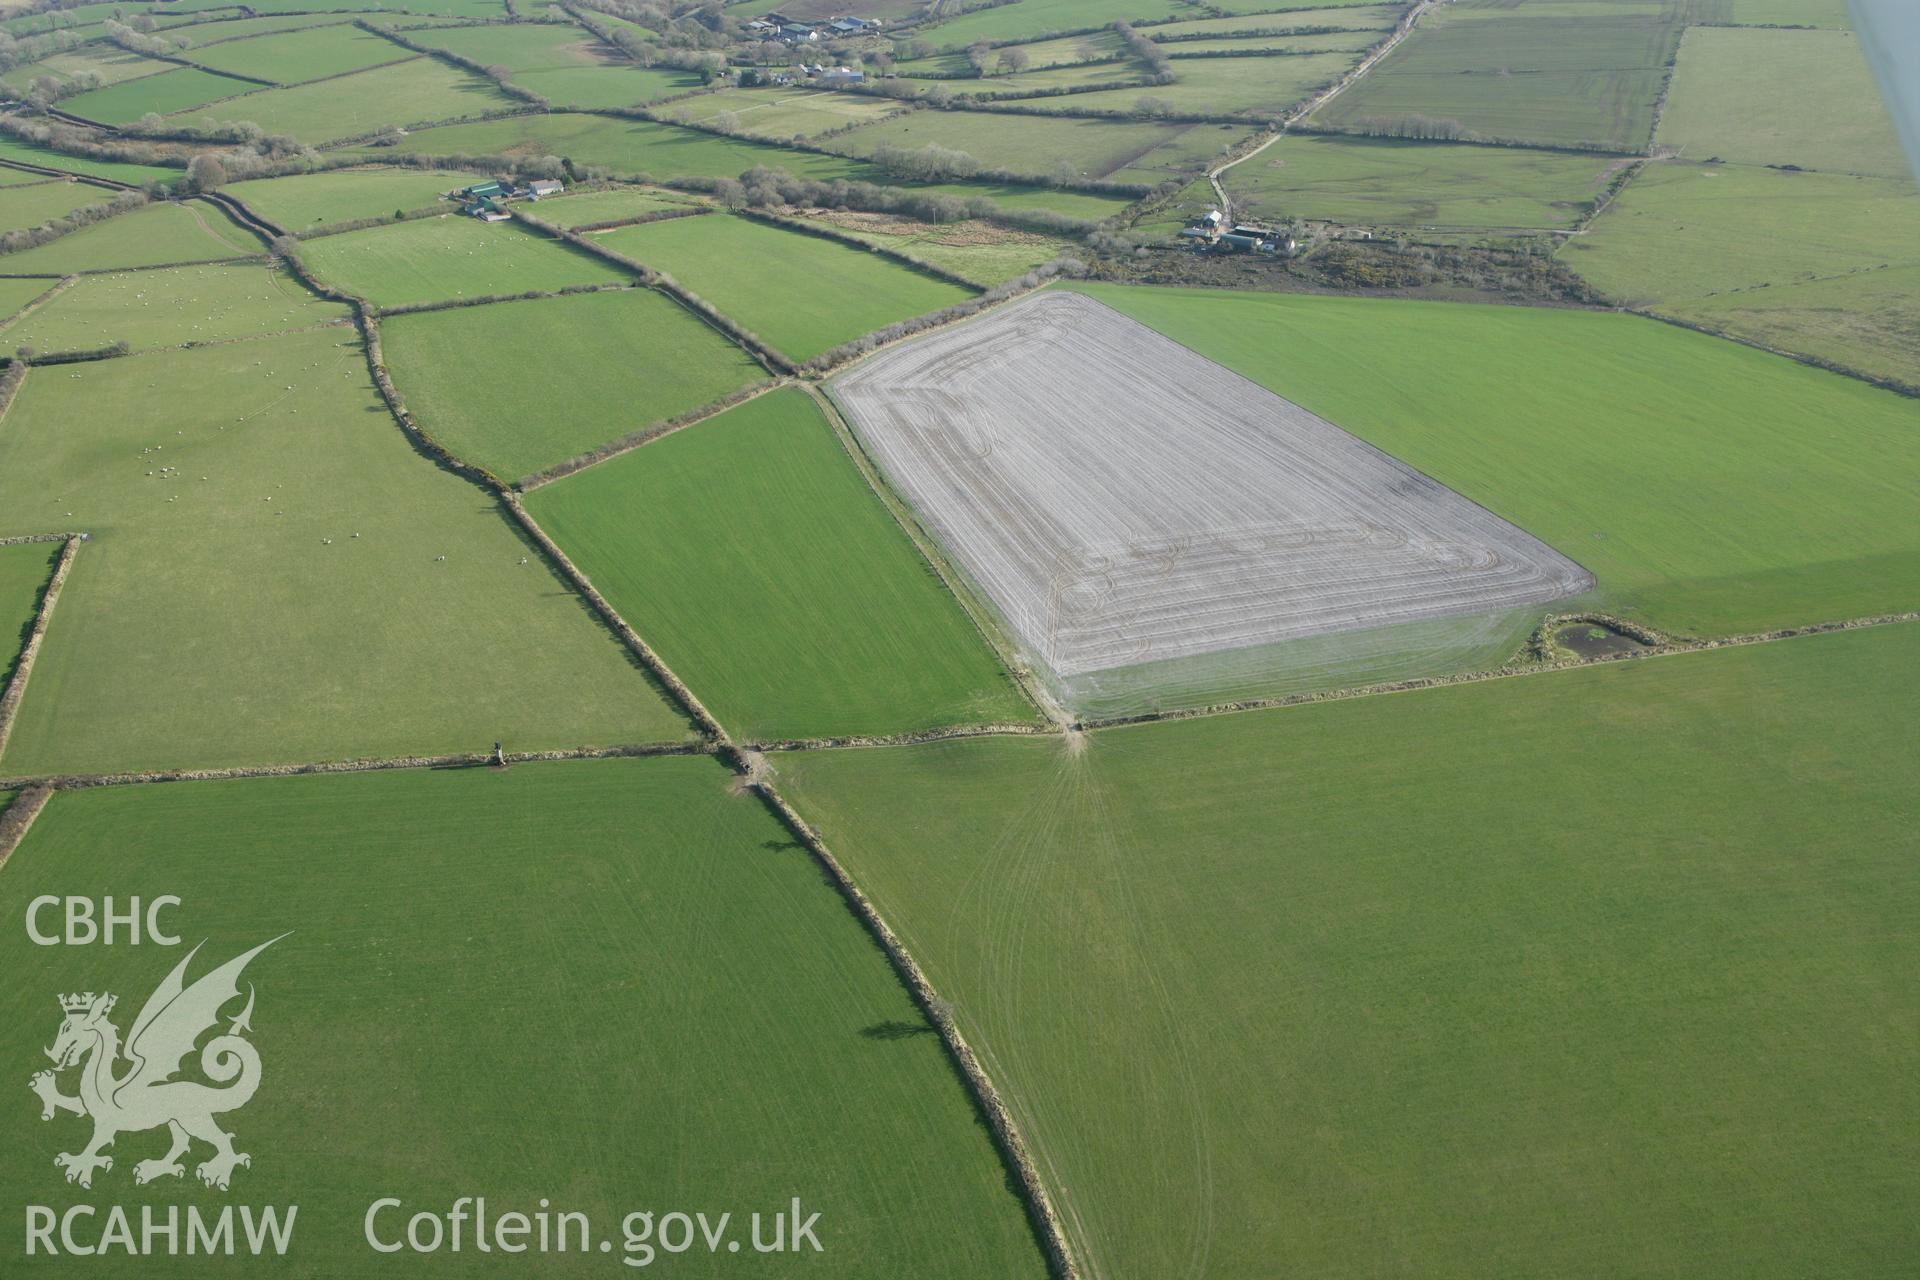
top-left (179, 58), bottom-right (517, 143)
top-left (1687, 0), bottom-right (1852, 25)
top-left (1655, 27), bottom-right (1908, 178)
top-left (1107, 120), bottom-right (1256, 183)
top-left (1070, 282), bottom-right (1920, 637)
top-left (183, 24), bottom-right (409, 84)
top-left (0, 260), bottom-right (349, 354)
top-left (0, 200), bottom-right (261, 275)
top-left (671, 87), bottom-right (911, 140)
top-left (381, 287), bottom-right (765, 480)
top-left (1226, 134), bottom-right (1627, 228)
top-left (835, 110), bottom-right (1195, 179)
top-left (512, 64), bottom-right (703, 109)
top-left (0, 47), bottom-right (173, 93)
top-left (0, 179), bottom-right (126, 234)
top-left (1016, 50), bottom-right (1358, 117)
top-left (526, 389), bottom-right (1035, 740)
top-left (779, 622), bottom-right (1920, 1279)
top-left (226, 167), bottom-right (480, 232)
top-left (971, 59), bottom-right (1152, 95)
top-left (796, 209), bottom-right (1083, 285)
top-left (60, 66), bottom-right (259, 124)
top-left (1314, 9), bottom-right (1679, 149)
top-left (1147, 5), bottom-right (1401, 37)
top-left (529, 184), bottom-right (701, 227)
top-left (0, 137), bottom-right (180, 185)
top-left (1563, 160), bottom-right (1920, 384)
top-left (0, 757), bottom-right (1049, 1278)
top-left (346, 111), bottom-right (876, 183)
top-left (0, 275), bottom-right (51, 322)
top-left (595, 214), bottom-right (973, 362)
top-left (0, 540), bottom-right (58, 690)
top-left (1160, 30), bottom-right (1383, 53)
top-left (0, 329), bottom-right (692, 776)
top-left (298, 214), bottom-right (626, 307)
top-left (919, 0), bottom-right (1187, 49)
top-left (399, 19), bottom-right (602, 70)
top-left (151, 11), bottom-right (360, 39)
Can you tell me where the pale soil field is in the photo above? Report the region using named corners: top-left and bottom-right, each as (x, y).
top-left (832, 291), bottom-right (1591, 681)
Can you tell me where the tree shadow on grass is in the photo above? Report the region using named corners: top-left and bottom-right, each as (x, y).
top-left (861, 1019), bottom-right (937, 1041)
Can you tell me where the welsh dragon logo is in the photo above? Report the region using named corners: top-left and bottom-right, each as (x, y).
top-left (29, 937), bottom-right (283, 1191)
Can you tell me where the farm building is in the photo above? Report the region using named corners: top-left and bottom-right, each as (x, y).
top-left (527, 179), bottom-right (564, 198)
top-left (461, 180), bottom-right (507, 200)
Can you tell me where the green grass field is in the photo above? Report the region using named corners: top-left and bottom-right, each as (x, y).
top-left (526, 388), bottom-right (1035, 740)
top-left (919, 0), bottom-right (1186, 49)
top-left (1315, 8), bottom-right (1678, 149)
top-left (1160, 30), bottom-right (1382, 54)
top-left (184, 24), bottom-right (409, 84)
top-left (0, 260), bottom-right (349, 353)
top-left (1069, 282), bottom-right (1920, 637)
top-left (226, 167), bottom-right (481, 233)
top-left (180, 58), bottom-right (517, 143)
top-left (151, 11), bottom-right (362, 40)
top-left (1226, 134), bottom-right (1628, 228)
top-left (0, 137), bottom-right (181, 186)
top-left (299, 214), bottom-right (626, 308)
top-left (596, 215), bottom-right (973, 362)
top-left (60, 66), bottom-right (258, 124)
top-left (799, 211), bottom-right (1082, 286)
top-left (778, 621), bottom-right (1919, 1279)
top-left (0, 275), bottom-right (51, 322)
top-left (0, 46), bottom-right (173, 94)
top-left (835, 110), bottom-right (1195, 180)
top-left (513, 64), bottom-right (703, 109)
top-left (1021, 49), bottom-right (1359, 118)
top-left (671, 87), bottom-right (910, 141)
top-left (970, 59), bottom-right (1152, 96)
top-left (1655, 27), bottom-right (1909, 178)
top-left (381, 287), bottom-right (765, 480)
top-left (1563, 159), bottom-right (1920, 384)
top-left (347, 111), bottom-right (876, 182)
top-left (395, 22), bottom-right (703, 108)
top-left (0, 329), bottom-right (692, 776)
top-left (0, 179), bottom-right (128, 234)
top-left (0, 756), bottom-right (1048, 1277)
top-left (0, 540), bottom-right (57, 690)
top-left (529, 184), bottom-right (701, 228)
top-left (0, 200), bottom-right (261, 274)
top-left (1149, 4), bottom-right (1400, 37)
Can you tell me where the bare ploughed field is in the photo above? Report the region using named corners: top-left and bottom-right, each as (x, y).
top-left (833, 291), bottom-right (1592, 679)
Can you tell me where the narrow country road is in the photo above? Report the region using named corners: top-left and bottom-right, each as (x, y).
top-left (1207, 0), bottom-right (1437, 223)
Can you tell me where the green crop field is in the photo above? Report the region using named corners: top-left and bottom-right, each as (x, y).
top-left (0, 137), bottom-right (181, 185)
top-left (596, 215), bottom-right (973, 362)
top-left (0, 329), bottom-right (691, 776)
top-left (1069, 282), bottom-right (1920, 637)
top-left (225, 167), bottom-right (482, 232)
top-left (835, 109), bottom-right (1197, 179)
top-left (59, 67), bottom-right (256, 124)
top-left (778, 622), bottom-right (1919, 1279)
top-left (381, 287), bottom-right (766, 480)
top-left (179, 58), bottom-right (517, 143)
top-left (0, 179), bottom-right (127, 234)
top-left (1655, 27), bottom-right (1909, 178)
top-left (1692, 0), bottom-right (1852, 24)
top-left (1315, 9), bottom-right (1679, 149)
top-left (919, 0), bottom-right (1186, 49)
top-left (1563, 159), bottom-right (1920, 385)
top-left (1226, 134), bottom-right (1629, 229)
top-left (0, 540), bottom-right (57, 690)
top-left (0, 260), bottom-right (349, 354)
top-left (530, 184), bottom-right (702, 228)
top-left (0, 200), bottom-right (261, 274)
top-left (1149, 4), bottom-right (1401, 37)
top-left (183, 25), bottom-right (409, 85)
top-left (671, 87), bottom-right (910, 140)
top-left (526, 389), bottom-right (1035, 740)
top-left (1021, 49), bottom-right (1360, 117)
top-left (0, 757), bottom-right (1049, 1277)
top-left (298, 214), bottom-right (626, 308)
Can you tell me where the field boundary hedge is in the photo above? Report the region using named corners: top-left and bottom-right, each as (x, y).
top-left (0, 783), bottom-right (52, 870)
top-left (1077, 610), bottom-right (1920, 732)
top-left (0, 740), bottom-right (712, 795)
top-left (376, 279), bottom-right (632, 317)
top-left (1626, 306), bottom-right (1920, 399)
top-left (502, 494), bottom-right (729, 743)
top-left (0, 531), bottom-right (82, 769)
top-left (516, 377), bottom-right (783, 490)
top-left (799, 254), bottom-right (1081, 374)
top-left (733, 205), bottom-right (984, 292)
top-left (748, 781), bottom-right (1081, 1280)
top-left (563, 205), bottom-right (707, 232)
